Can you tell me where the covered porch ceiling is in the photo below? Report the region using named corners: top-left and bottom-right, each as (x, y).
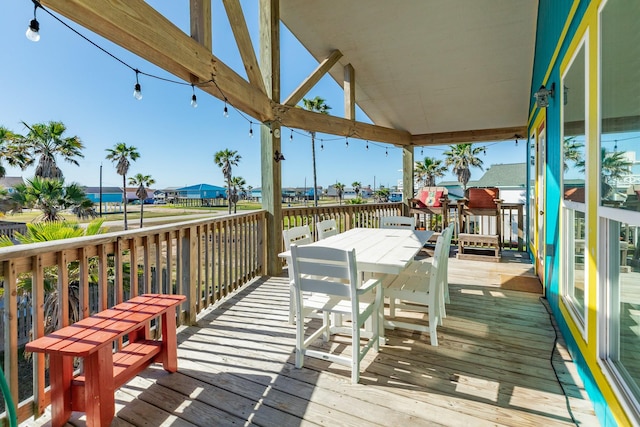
top-left (39, 0), bottom-right (537, 146)
top-left (280, 0), bottom-right (538, 145)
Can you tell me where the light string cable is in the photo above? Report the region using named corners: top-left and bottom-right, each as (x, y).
top-left (32, 0), bottom-right (399, 154)
top-left (31, 1), bottom-right (214, 93)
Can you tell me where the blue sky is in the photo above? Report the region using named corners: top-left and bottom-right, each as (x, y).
top-left (2, 1), bottom-right (526, 191)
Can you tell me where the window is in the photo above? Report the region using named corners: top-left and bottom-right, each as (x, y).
top-left (561, 39), bottom-right (587, 326)
top-left (599, 0), bottom-right (640, 419)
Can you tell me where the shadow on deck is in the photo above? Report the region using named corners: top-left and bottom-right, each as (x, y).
top-left (28, 250), bottom-right (600, 427)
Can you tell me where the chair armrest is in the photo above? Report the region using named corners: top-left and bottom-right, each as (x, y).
top-left (357, 278), bottom-right (382, 295)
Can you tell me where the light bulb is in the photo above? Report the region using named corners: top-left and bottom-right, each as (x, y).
top-left (26, 19), bottom-right (40, 42)
top-left (249, 126), bottom-right (253, 138)
top-left (191, 94), bottom-right (198, 108)
top-left (223, 103), bottom-right (229, 117)
top-left (133, 83), bottom-right (143, 100)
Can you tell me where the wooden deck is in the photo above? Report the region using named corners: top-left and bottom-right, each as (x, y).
top-left (28, 252), bottom-right (600, 427)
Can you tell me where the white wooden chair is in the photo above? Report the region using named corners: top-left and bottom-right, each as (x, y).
top-left (316, 219), bottom-right (339, 240)
top-left (381, 232), bottom-right (449, 346)
top-left (380, 215), bottom-right (416, 229)
top-left (289, 244), bottom-right (382, 384)
top-left (283, 225), bottom-right (314, 324)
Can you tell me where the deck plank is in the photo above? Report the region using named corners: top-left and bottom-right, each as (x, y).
top-left (25, 254), bottom-right (600, 427)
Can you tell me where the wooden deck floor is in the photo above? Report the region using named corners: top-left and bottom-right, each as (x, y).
top-left (30, 252), bottom-right (600, 427)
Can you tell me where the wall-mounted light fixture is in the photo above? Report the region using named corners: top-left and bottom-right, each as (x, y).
top-left (274, 150), bottom-right (285, 162)
top-left (534, 82), bottom-right (555, 108)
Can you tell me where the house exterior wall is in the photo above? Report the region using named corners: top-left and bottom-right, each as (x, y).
top-left (532, 1), bottom-right (635, 425)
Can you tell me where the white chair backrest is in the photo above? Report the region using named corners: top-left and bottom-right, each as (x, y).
top-left (380, 216), bottom-right (415, 229)
top-left (428, 235), bottom-right (446, 305)
top-left (317, 219), bottom-right (339, 240)
top-left (290, 244), bottom-right (359, 301)
top-left (283, 225), bottom-right (313, 251)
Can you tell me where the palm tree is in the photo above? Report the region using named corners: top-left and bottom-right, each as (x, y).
top-left (563, 137), bottom-right (585, 172)
top-left (17, 121), bottom-right (84, 178)
top-left (302, 96), bottom-right (332, 207)
top-left (12, 176), bottom-right (93, 221)
top-left (214, 149), bottom-right (241, 214)
top-left (105, 143), bottom-right (140, 230)
top-left (129, 173), bottom-right (155, 228)
top-left (443, 143), bottom-right (484, 190)
top-left (230, 176), bottom-right (246, 213)
top-left (601, 148), bottom-right (632, 199)
top-left (334, 182), bottom-right (345, 205)
top-left (0, 126), bottom-right (29, 178)
top-left (352, 181), bottom-right (361, 198)
top-left (414, 157), bottom-right (447, 187)
top-left (374, 188), bottom-right (390, 202)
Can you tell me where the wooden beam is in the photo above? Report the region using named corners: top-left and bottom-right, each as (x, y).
top-left (223, 0), bottom-right (267, 95)
top-left (39, 0), bottom-right (416, 146)
top-left (189, 0), bottom-right (212, 52)
top-left (344, 63), bottom-right (355, 120)
top-left (282, 50), bottom-right (343, 106)
top-left (411, 126), bottom-right (528, 146)
top-left (41, 0), bottom-right (272, 121)
top-left (259, 0), bottom-right (282, 276)
top-left (277, 105), bottom-right (411, 145)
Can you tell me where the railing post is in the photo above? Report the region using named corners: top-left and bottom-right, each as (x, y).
top-left (517, 204), bottom-right (524, 252)
top-left (182, 226), bottom-right (198, 325)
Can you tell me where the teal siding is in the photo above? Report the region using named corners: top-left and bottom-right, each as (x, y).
top-left (532, 1), bottom-right (617, 426)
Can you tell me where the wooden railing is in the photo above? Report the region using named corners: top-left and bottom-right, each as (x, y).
top-left (0, 201), bottom-right (524, 423)
top-left (282, 202), bottom-right (403, 239)
top-left (0, 210), bottom-right (266, 423)
top-left (0, 221), bottom-right (27, 241)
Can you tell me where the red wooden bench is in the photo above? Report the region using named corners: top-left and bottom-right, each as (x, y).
top-left (25, 293), bottom-right (185, 427)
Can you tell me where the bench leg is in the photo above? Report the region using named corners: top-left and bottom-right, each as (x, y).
top-left (84, 346), bottom-right (115, 427)
top-left (161, 310), bottom-right (178, 372)
top-left (49, 354), bottom-right (73, 427)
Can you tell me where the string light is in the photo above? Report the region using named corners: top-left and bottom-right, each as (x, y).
top-left (366, 141), bottom-right (369, 150)
top-left (320, 140), bottom-right (324, 151)
top-left (421, 147), bottom-right (424, 156)
top-left (614, 140), bottom-right (618, 151)
top-left (133, 69), bottom-right (142, 100)
top-left (249, 122), bottom-right (253, 138)
top-left (345, 137), bottom-right (349, 148)
top-left (483, 147), bottom-right (487, 155)
top-left (223, 100), bottom-right (229, 117)
top-left (290, 129), bottom-right (293, 142)
top-left (385, 148), bottom-right (388, 157)
top-left (26, 1), bottom-right (40, 42)
top-left (190, 84), bottom-right (197, 108)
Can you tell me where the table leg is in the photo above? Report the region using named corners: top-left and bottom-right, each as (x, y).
top-left (49, 354), bottom-right (73, 427)
top-left (84, 346), bottom-right (115, 427)
top-left (161, 309), bottom-right (178, 372)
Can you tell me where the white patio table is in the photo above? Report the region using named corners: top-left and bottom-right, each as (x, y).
top-left (279, 227), bottom-right (433, 341)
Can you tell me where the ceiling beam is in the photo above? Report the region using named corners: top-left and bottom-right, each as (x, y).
top-left (276, 105), bottom-right (411, 145)
top-left (411, 126), bottom-right (528, 146)
top-left (41, 0), bottom-right (272, 121)
top-left (40, 0), bottom-right (410, 145)
top-left (223, 0), bottom-right (267, 95)
top-left (189, 0), bottom-right (212, 52)
top-left (282, 50), bottom-right (343, 106)
top-left (344, 64), bottom-right (355, 120)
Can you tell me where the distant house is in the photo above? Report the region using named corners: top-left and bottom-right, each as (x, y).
top-left (83, 186), bottom-right (123, 204)
top-left (0, 177), bottom-right (24, 193)
top-left (437, 163), bottom-right (527, 203)
top-left (176, 183), bottom-right (227, 199)
top-left (174, 183), bottom-right (227, 207)
top-left (125, 187), bottom-right (155, 204)
top-left (326, 186), bottom-right (371, 200)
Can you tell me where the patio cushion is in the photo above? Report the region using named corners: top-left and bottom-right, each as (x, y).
top-left (424, 190), bottom-right (444, 207)
top-left (414, 189), bottom-right (444, 208)
top-left (467, 188), bottom-right (499, 209)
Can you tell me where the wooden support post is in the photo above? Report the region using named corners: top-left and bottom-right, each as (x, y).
top-left (402, 146), bottom-right (414, 217)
